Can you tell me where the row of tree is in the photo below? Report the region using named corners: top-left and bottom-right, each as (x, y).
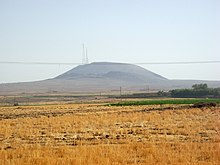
top-left (169, 84), bottom-right (220, 98)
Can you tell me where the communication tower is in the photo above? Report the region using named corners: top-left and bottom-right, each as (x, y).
top-left (82, 43), bottom-right (89, 64)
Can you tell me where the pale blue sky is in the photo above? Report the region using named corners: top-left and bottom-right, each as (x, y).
top-left (0, 0), bottom-right (219, 83)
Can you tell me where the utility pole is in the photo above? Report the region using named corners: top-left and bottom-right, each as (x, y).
top-left (120, 86), bottom-right (122, 96)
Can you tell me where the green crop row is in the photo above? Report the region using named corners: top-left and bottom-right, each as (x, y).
top-left (108, 98), bottom-right (220, 106)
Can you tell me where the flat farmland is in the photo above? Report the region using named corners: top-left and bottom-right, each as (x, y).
top-left (0, 102), bottom-right (219, 164)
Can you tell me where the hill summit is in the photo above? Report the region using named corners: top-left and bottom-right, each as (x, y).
top-left (55, 62), bottom-right (167, 83)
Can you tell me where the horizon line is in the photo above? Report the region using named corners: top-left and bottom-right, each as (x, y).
top-left (0, 60), bottom-right (220, 65)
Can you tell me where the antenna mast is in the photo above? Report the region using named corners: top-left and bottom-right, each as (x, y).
top-left (82, 43), bottom-right (89, 64)
top-left (82, 43), bottom-right (85, 64)
top-left (85, 47), bottom-right (89, 64)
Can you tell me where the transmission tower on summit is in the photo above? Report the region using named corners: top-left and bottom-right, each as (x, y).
top-left (82, 43), bottom-right (89, 64)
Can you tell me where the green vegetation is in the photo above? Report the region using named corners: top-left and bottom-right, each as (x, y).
top-left (170, 83), bottom-right (220, 98)
top-left (109, 98), bottom-right (220, 106)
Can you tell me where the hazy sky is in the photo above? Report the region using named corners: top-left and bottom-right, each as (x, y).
top-left (0, 0), bottom-right (219, 83)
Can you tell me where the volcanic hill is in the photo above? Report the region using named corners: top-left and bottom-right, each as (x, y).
top-left (55, 62), bottom-right (167, 82)
top-left (0, 62), bottom-right (219, 94)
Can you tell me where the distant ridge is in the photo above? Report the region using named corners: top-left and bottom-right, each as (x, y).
top-left (0, 62), bottom-right (219, 94)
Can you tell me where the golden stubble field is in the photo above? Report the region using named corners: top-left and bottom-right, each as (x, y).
top-left (0, 103), bottom-right (219, 165)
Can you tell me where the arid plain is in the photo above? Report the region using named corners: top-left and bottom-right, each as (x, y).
top-left (0, 99), bottom-right (219, 165)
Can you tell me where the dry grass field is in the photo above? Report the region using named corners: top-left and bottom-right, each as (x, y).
top-left (0, 102), bottom-right (219, 164)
